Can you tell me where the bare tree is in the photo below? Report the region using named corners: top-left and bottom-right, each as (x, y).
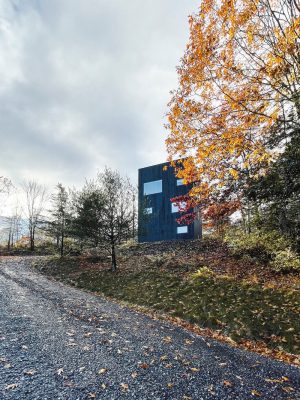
top-left (0, 176), bottom-right (12, 211)
top-left (22, 180), bottom-right (47, 251)
top-left (4, 207), bottom-right (22, 250)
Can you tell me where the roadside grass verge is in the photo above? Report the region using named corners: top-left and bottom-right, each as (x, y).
top-left (32, 256), bottom-right (300, 361)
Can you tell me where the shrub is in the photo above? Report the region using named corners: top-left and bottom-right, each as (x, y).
top-left (270, 249), bottom-right (300, 273)
top-left (192, 266), bottom-right (214, 279)
top-left (224, 228), bottom-right (290, 262)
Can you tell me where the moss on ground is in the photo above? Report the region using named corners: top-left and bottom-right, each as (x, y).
top-left (34, 257), bottom-right (300, 355)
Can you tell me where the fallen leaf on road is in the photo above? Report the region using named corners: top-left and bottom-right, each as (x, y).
top-left (5, 383), bottom-right (18, 390)
top-left (84, 332), bottom-right (92, 338)
top-left (160, 355), bottom-right (168, 361)
top-left (139, 363), bottom-right (149, 369)
top-left (163, 336), bottom-right (173, 344)
top-left (223, 380), bottom-right (233, 387)
top-left (98, 368), bottom-right (107, 375)
top-left (251, 390), bottom-right (261, 396)
top-left (131, 372), bottom-right (138, 378)
top-left (184, 339), bottom-right (194, 345)
top-left (167, 383), bottom-right (174, 388)
top-left (56, 368), bottom-right (64, 375)
top-left (88, 393), bottom-right (96, 399)
top-left (4, 363), bottom-right (11, 369)
top-left (120, 383), bottom-right (129, 392)
top-left (190, 367), bottom-right (200, 372)
top-left (282, 386), bottom-right (295, 393)
top-left (101, 383), bottom-right (107, 389)
top-left (265, 378), bottom-right (284, 383)
top-left (24, 369), bottom-right (36, 376)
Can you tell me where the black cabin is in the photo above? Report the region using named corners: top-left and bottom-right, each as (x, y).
top-left (138, 161), bottom-right (201, 242)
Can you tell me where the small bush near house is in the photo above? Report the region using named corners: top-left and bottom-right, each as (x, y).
top-left (271, 249), bottom-right (300, 273)
top-left (225, 228), bottom-right (293, 263)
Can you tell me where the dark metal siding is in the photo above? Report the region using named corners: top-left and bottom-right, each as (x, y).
top-left (138, 161), bottom-right (194, 242)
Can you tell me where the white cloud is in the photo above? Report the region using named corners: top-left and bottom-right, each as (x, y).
top-left (0, 0), bottom-right (198, 192)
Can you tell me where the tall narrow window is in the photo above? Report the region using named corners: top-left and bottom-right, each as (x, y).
top-left (177, 226), bottom-right (188, 234)
top-left (144, 180), bottom-right (162, 195)
top-left (145, 207), bottom-right (153, 214)
top-left (176, 179), bottom-right (184, 186)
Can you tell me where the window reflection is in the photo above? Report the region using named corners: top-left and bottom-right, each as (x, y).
top-left (144, 180), bottom-right (162, 195)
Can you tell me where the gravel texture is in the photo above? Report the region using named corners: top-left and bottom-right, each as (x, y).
top-left (0, 256), bottom-right (299, 400)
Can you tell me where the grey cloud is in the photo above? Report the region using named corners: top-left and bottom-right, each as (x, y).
top-left (0, 0), bottom-right (198, 188)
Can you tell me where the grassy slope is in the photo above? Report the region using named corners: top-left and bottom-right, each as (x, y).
top-left (33, 251), bottom-right (300, 357)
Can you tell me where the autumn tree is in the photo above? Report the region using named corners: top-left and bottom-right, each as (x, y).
top-left (22, 180), bottom-right (47, 251)
top-left (166, 0), bottom-right (300, 213)
top-left (203, 200), bottom-right (240, 236)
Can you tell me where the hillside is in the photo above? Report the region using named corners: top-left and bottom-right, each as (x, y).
top-left (32, 238), bottom-right (300, 365)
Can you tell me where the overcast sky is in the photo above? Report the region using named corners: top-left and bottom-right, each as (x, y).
top-left (0, 0), bottom-right (198, 197)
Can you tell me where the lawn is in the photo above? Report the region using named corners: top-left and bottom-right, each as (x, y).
top-left (33, 255), bottom-right (300, 360)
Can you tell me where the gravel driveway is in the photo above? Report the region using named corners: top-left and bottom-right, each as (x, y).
top-left (0, 257), bottom-right (299, 400)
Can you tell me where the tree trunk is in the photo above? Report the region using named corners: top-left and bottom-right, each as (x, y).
top-left (111, 243), bottom-right (117, 271)
top-left (30, 229), bottom-right (35, 251)
top-left (60, 232), bottom-right (64, 258)
top-left (7, 232), bottom-right (11, 251)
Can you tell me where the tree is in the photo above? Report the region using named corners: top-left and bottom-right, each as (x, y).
top-left (97, 168), bottom-right (135, 271)
top-left (22, 180), bottom-right (47, 251)
top-left (48, 183), bottom-right (71, 257)
top-left (166, 0), bottom-right (300, 207)
top-left (71, 168), bottom-right (135, 270)
top-left (0, 176), bottom-right (12, 211)
top-left (247, 126), bottom-right (300, 249)
top-left (71, 182), bottom-right (106, 248)
top-left (203, 200), bottom-right (240, 236)
top-left (3, 208), bottom-right (22, 250)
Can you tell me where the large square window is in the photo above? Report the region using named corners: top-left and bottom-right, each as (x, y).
top-left (177, 226), bottom-right (188, 234)
top-left (144, 180), bottom-right (162, 195)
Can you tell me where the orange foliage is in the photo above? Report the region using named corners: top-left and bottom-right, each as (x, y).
top-left (203, 200), bottom-right (240, 234)
top-left (166, 0), bottom-right (300, 203)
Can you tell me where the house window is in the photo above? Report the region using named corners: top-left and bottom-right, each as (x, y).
top-left (171, 201), bottom-right (186, 213)
top-left (144, 180), bottom-right (162, 195)
top-left (176, 179), bottom-right (184, 186)
top-left (145, 207), bottom-right (153, 214)
top-left (177, 226), bottom-right (188, 234)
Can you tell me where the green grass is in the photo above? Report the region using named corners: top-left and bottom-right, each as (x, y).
top-left (34, 258), bottom-right (300, 355)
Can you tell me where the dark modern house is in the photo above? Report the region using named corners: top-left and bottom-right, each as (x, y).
top-left (138, 161), bottom-right (202, 242)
